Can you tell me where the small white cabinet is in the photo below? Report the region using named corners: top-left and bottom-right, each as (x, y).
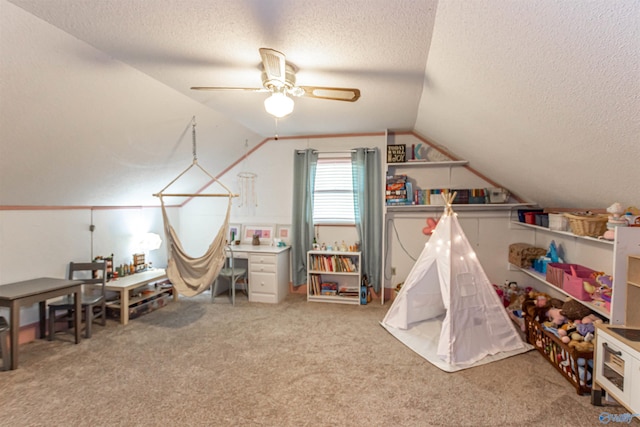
top-left (242, 246), bottom-right (290, 304)
top-left (592, 324), bottom-right (640, 419)
top-left (307, 250), bottom-right (362, 305)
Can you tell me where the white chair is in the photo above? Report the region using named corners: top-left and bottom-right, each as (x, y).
top-left (211, 245), bottom-right (248, 305)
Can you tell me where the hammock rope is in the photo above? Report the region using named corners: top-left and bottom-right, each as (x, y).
top-left (154, 117), bottom-right (238, 297)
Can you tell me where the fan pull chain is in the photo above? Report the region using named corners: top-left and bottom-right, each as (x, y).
top-left (191, 116), bottom-right (198, 163)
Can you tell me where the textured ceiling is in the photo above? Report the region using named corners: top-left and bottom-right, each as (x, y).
top-left (1, 0), bottom-right (638, 209)
top-left (414, 1), bottom-right (640, 209)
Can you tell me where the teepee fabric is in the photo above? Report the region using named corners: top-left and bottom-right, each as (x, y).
top-left (381, 210), bottom-right (532, 372)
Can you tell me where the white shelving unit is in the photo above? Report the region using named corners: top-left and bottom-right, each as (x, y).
top-left (385, 159), bottom-right (527, 211)
top-left (382, 135), bottom-right (534, 302)
top-left (307, 250), bottom-right (362, 305)
top-left (509, 222), bottom-right (640, 323)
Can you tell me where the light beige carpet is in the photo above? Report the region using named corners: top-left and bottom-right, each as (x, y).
top-left (0, 293), bottom-right (634, 426)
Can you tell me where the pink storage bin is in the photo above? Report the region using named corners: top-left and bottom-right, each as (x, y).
top-left (562, 266), bottom-right (597, 301)
top-left (546, 263), bottom-right (574, 288)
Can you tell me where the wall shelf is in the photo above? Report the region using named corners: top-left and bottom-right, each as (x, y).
top-left (510, 224), bottom-right (640, 325)
top-left (509, 220), bottom-right (614, 246)
top-left (387, 203), bottom-right (531, 212)
top-left (510, 263), bottom-right (610, 319)
top-left (387, 160), bottom-right (469, 167)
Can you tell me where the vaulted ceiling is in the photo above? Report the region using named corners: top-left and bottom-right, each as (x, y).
top-left (1, 0), bottom-right (638, 209)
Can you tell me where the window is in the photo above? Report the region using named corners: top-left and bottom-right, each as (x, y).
top-left (313, 156), bottom-right (355, 225)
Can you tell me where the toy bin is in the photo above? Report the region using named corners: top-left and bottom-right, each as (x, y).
top-left (524, 313), bottom-right (593, 395)
top-left (524, 212), bottom-right (537, 225)
top-left (508, 243), bottom-right (547, 268)
top-left (563, 266), bottom-right (598, 301)
top-left (517, 209), bottom-right (543, 223)
top-left (548, 213), bottom-right (569, 231)
top-left (535, 213), bottom-right (549, 228)
top-left (545, 263), bottom-right (574, 288)
top-left (564, 213), bottom-right (608, 237)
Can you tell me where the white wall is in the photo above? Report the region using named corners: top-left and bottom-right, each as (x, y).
top-left (3, 131), bottom-right (565, 327)
top-left (384, 133), bottom-right (524, 292)
top-left (178, 133), bottom-right (386, 263)
top-left (0, 206), bottom-right (177, 325)
top-left (386, 211), bottom-right (517, 290)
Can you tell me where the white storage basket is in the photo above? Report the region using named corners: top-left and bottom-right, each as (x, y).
top-left (548, 213), bottom-right (569, 231)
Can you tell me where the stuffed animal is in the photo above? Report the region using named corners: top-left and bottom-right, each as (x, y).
top-left (547, 307), bottom-right (567, 327)
top-left (576, 322), bottom-right (595, 336)
top-left (569, 340), bottom-right (594, 353)
top-left (422, 217), bottom-right (439, 235)
top-left (561, 299), bottom-right (592, 321)
top-left (558, 321), bottom-right (577, 344)
top-left (522, 291), bottom-right (552, 320)
top-left (576, 358), bottom-right (593, 386)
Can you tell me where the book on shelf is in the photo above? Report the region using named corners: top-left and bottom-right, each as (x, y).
top-left (339, 286), bottom-right (359, 297)
top-left (310, 254), bottom-right (358, 273)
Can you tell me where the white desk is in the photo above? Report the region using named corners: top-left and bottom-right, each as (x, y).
top-left (229, 245), bottom-right (291, 303)
top-left (104, 269), bottom-right (174, 325)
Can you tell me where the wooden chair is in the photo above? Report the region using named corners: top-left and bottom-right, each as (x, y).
top-left (0, 316), bottom-right (9, 371)
top-left (48, 261), bottom-right (107, 340)
top-left (211, 245), bottom-right (248, 305)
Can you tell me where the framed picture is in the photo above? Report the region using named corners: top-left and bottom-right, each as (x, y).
top-left (242, 224), bottom-right (274, 245)
top-left (228, 223), bottom-right (242, 243)
top-left (276, 224), bottom-right (292, 245)
top-left (386, 144), bottom-right (406, 163)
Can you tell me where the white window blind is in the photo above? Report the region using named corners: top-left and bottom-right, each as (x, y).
top-left (313, 157), bottom-right (355, 225)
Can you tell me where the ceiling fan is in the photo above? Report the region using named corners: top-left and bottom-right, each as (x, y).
top-left (191, 48), bottom-right (361, 118)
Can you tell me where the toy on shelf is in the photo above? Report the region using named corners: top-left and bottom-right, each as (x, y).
top-left (602, 202), bottom-right (628, 240)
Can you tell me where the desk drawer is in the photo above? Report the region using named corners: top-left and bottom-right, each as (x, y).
top-left (250, 263), bottom-right (276, 274)
top-left (250, 271), bottom-right (276, 295)
top-left (250, 254), bottom-right (276, 266)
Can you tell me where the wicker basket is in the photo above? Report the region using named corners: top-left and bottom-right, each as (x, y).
top-left (564, 213), bottom-right (608, 237)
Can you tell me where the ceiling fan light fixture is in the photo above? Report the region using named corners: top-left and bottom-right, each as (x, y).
top-left (264, 92), bottom-right (294, 118)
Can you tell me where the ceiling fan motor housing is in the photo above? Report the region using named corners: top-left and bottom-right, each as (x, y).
top-left (261, 64), bottom-right (298, 93)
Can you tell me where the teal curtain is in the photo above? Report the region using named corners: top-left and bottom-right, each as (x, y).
top-left (351, 148), bottom-right (382, 292)
top-left (291, 149), bottom-right (318, 286)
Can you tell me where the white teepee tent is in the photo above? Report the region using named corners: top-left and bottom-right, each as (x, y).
top-left (381, 194), bottom-right (532, 372)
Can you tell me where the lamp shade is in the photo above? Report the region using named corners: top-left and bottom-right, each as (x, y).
top-left (139, 232), bottom-right (162, 251)
top-left (264, 92), bottom-right (294, 118)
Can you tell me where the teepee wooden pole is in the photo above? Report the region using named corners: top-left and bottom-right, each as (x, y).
top-left (443, 191), bottom-right (457, 215)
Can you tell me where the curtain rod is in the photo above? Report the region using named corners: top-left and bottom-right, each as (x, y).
top-left (295, 149), bottom-right (377, 154)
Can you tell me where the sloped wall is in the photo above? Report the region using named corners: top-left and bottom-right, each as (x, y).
top-left (415, 0), bottom-right (640, 209)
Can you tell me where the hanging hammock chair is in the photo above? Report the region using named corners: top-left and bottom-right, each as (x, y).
top-left (155, 117), bottom-right (238, 297)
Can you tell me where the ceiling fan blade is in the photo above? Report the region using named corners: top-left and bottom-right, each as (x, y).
top-left (190, 86), bottom-right (268, 93)
top-left (297, 86), bottom-right (361, 102)
top-left (259, 48), bottom-right (286, 86)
